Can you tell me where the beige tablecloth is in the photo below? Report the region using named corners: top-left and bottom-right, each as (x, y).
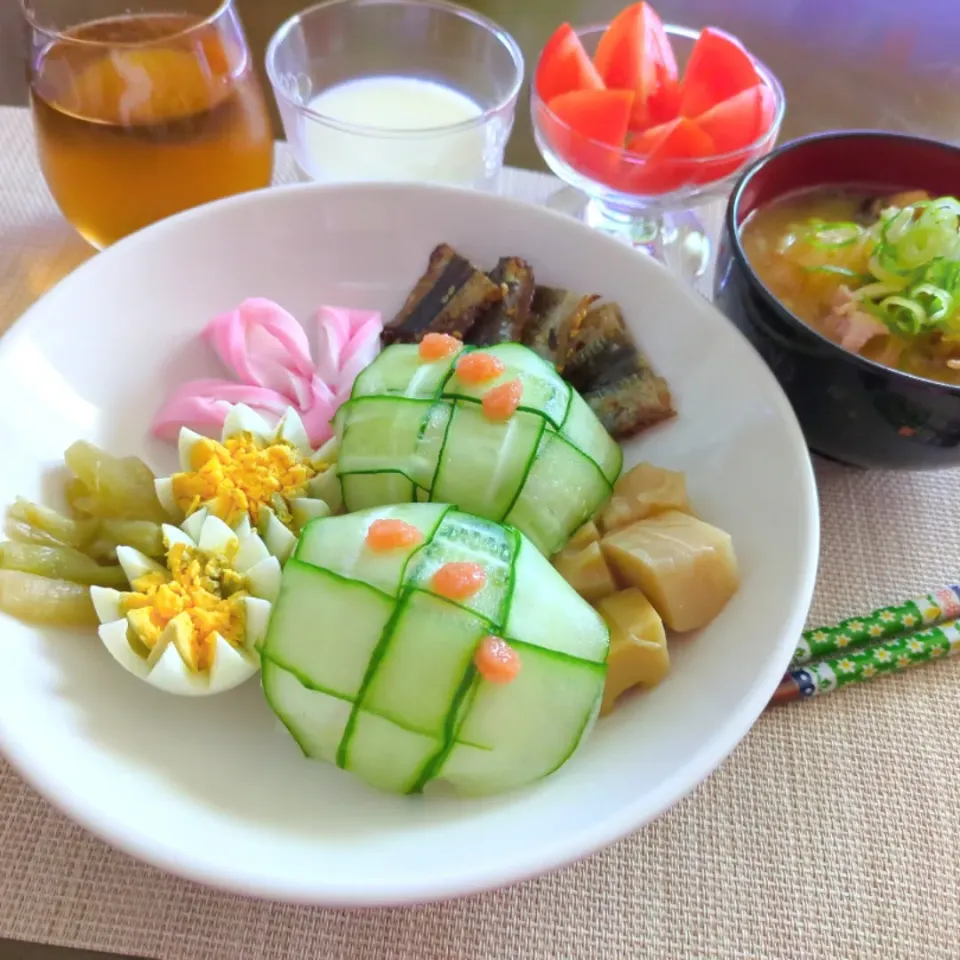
top-left (1, 105), bottom-right (959, 960)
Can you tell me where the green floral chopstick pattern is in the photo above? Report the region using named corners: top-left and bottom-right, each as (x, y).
top-left (774, 620), bottom-right (960, 705)
top-left (792, 585), bottom-right (960, 666)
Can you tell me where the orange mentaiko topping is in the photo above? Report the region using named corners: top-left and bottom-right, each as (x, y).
top-left (365, 518), bottom-right (424, 551)
top-left (431, 561), bottom-right (487, 600)
top-left (482, 378), bottom-right (523, 421)
top-left (455, 351), bottom-right (506, 384)
top-left (474, 636), bottom-right (522, 684)
top-left (418, 332), bottom-right (462, 361)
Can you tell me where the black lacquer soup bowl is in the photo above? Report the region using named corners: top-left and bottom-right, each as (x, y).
top-left (715, 131), bottom-right (960, 470)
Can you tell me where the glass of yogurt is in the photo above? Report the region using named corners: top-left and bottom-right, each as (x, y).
top-left (266, 0), bottom-right (524, 190)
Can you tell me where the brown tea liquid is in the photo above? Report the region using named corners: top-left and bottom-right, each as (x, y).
top-left (30, 13), bottom-right (274, 248)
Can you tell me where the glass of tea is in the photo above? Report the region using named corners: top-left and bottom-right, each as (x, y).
top-left (22, 0), bottom-right (275, 248)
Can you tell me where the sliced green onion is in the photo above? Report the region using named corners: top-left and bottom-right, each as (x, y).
top-left (801, 264), bottom-right (863, 278)
top-left (926, 259), bottom-right (960, 294)
top-left (925, 196), bottom-right (960, 220)
top-left (897, 228), bottom-right (951, 269)
top-left (918, 207), bottom-right (958, 234)
top-left (911, 283), bottom-right (954, 322)
top-left (879, 295), bottom-right (929, 335)
top-left (883, 208), bottom-right (915, 244)
top-left (807, 221), bottom-right (864, 248)
top-left (868, 252), bottom-right (911, 286)
top-left (853, 281), bottom-right (903, 300)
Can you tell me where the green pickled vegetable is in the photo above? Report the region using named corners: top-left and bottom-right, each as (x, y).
top-left (0, 571), bottom-right (97, 627)
top-left (7, 498), bottom-right (98, 548)
top-left (5, 517), bottom-right (70, 549)
top-left (63, 441), bottom-right (168, 522)
top-left (5, 499), bottom-right (163, 564)
top-left (83, 539), bottom-right (118, 563)
top-left (65, 477), bottom-right (91, 517)
top-left (98, 519), bottom-right (164, 557)
top-left (0, 542), bottom-right (127, 588)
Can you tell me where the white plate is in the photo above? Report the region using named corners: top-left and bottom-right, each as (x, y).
top-left (0, 182), bottom-right (818, 905)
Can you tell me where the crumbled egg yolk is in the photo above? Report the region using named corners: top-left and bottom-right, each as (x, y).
top-left (170, 432), bottom-right (317, 528)
top-left (120, 542), bottom-right (247, 673)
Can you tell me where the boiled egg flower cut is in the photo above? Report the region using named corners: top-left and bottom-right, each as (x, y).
top-left (154, 404), bottom-right (339, 562)
top-left (89, 514), bottom-right (281, 696)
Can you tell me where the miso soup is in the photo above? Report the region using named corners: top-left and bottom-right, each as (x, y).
top-left (741, 186), bottom-right (960, 385)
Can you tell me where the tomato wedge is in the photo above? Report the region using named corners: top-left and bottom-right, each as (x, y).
top-left (548, 88), bottom-right (634, 145)
top-left (686, 83), bottom-right (775, 183)
top-left (694, 82), bottom-right (775, 153)
top-left (679, 27), bottom-right (763, 118)
top-left (593, 2), bottom-right (679, 131)
top-left (536, 23), bottom-right (604, 102)
top-left (542, 88), bottom-right (634, 181)
top-left (626, 117), bottom-right (714, 157)
top-left (618, 117), bottom-right (715, 194)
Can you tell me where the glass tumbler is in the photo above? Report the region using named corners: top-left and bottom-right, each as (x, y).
top-left (266, 0), bottom-right (524, 189)
top-left (22, 0), bottom-right (274, 249)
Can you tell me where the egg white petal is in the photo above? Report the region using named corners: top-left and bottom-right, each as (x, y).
top-left (143, 614), bottom-right (178, 665)
top-left (260, 509), bottom-right (297, 563)
top-left (198, 515), bottom-right (239, 556)
top-left (154, 478), bottom-right (181, 520)
top-left (290, 496), bottom-right (331, 530)
top-left (223, 404), bottom-right (272, 443)
top-left (312, 435), bottom-right (339, 467)
top-left (233, 530), bottom-right (270, 574)
top-left (143, 636), bottom-right (256, 695)
top-left (99, 619), bottom-right (151, 680)
top-left (308, 470), bottom-right (342, 514)
top-left (180, 508), bottom-right (208, 543)
top-left (233, 514), bottom-right (252, 539)
top-left (90, 586), bottom-right (124, 624)
top-left (162, 524), bottom-right (195, 552)
top-left (206, 633), bottom-right (259, 694)
top-left (276, 408), bottom-right (313, 457)
top-left (116, 546), bottom-right (167, 585)
top-left (177, 428), bottom-right (206, 473)
top-left (143, 639), bottom-right (210, 696)
top-left (243, 596), bottom-right (271, 653)
top-left (246, 556), bottom-right (282, 603)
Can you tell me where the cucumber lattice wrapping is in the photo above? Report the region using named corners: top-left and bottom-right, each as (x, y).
top-left (260, 504), bottom-right (609, 796)
top-left (337, 343), bottom-right (623, 556)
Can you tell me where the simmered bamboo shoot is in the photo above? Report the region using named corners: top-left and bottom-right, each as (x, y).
top-left (601, 510), bottom-right (739, 632)
top-left (597, 589), bottom-right (669, 714)
top-left (552, 541), bottom-right (617, 604)
top-left (598, 463), bottom-right (689, 534)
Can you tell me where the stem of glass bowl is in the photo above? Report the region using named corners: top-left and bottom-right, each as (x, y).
top-left (587, 198), bottom-right (710, 289)
top-left (545, 187), bottom-right (713, 294)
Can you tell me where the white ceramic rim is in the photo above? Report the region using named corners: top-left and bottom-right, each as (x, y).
top-left (0, 181), bottom-right (820, 905)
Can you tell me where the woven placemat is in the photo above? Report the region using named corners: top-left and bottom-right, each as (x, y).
top-left (1, 106), bottom-right (959, 960)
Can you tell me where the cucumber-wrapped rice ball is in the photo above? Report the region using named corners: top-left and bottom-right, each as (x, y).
top-left (335, 342), bottom-right (623, 556)
top-left (260, 503), bottom-right (610, 796)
